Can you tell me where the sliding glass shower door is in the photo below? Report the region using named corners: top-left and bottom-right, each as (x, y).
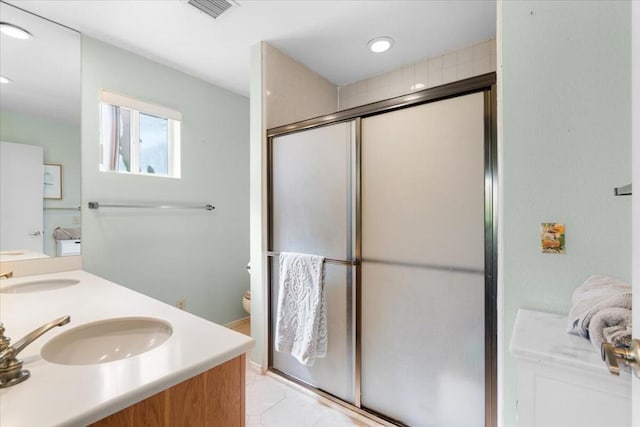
top-left (267, 78), bottom-right (496, 426)
top-left (360, 93), bottom-right (487, 426)
top-left (269, 121), bottom-right (356, 404)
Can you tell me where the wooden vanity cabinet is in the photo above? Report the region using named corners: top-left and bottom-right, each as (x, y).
top-left (91, 354), bottom-right (245, 427)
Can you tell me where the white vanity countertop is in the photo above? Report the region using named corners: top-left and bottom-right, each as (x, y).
top-left (0, 270), bottom-right (254, 427)
top-left (509, 309), bottom-right (613, 374)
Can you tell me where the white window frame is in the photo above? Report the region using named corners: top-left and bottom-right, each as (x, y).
top-left (99, 90), bottom-right (182, 178)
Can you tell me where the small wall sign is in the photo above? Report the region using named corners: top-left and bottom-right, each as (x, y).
top-left (541, 223), bottom-right (565, 254)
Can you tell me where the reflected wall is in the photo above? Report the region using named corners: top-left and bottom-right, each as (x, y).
top-left (0, 2), bottom-right (81, 259)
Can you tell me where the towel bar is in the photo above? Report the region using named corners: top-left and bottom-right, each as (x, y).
top-left (265, 251), bottom-right (359, 266)
top-left (44, 207), bottom-right (81, 211)
top-left (87, 202), bottom-right (215, 210)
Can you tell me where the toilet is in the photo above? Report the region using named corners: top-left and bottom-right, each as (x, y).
top-left (242, 262), bottom-right (251, 314)
top-left (242, 289), bottom-right (251, 314)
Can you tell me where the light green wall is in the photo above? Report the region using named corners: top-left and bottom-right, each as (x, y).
top-left (501, 1), bottom-right (631, 425)
top-left (81, 36), bottom-right (250, 324)
top-left (0, 110), bottom-right (81, 256)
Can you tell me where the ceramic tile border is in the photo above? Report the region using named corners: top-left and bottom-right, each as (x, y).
top-left (338, 39), bottom-right (496, 110)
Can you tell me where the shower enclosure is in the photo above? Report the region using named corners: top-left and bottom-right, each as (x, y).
top-left (266, 74), bottom-right (497, 427)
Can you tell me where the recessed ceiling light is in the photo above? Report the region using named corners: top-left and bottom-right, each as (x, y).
top-left (368, 36), bottom-right (394, 54)
top-left (0, 76), bottom-right (11, 84)
top-left (0, 22), bottom-right (33, 40)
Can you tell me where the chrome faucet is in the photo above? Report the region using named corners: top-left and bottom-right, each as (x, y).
top-left (0, 315), bottom-right (70, 388)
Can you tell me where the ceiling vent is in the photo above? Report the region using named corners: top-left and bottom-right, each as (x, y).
top-left (188, 0), bottom-right (232, 19)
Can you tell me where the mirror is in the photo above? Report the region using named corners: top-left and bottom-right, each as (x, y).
top-left (0, 2), bottom-right (81, 262)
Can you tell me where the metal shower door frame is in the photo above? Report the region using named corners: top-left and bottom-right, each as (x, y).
top-left (265, 72), bottom-right (497, 427)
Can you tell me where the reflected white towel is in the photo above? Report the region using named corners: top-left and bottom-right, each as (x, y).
top-left (53, 226), bottom-right (81, 240)
top-left (275, 252), bottom-right (327, 366)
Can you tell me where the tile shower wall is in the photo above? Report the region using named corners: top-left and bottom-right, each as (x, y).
top-left (338, 39), bottom-right (496, 110)
top-left (250, 42), bottom-right (338, 368)
top-left (263, 43), bottom-right (338, 129)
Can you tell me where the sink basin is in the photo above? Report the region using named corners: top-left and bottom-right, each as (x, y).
top-left (41, 317), bottom-right (173, 365)
top-left (0, 250), bottom-right (26, 255)
top-left (0, 279), bottom-right (80, 294)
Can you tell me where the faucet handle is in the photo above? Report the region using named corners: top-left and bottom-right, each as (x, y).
top-left (0, 315), bottom-right (70, 388)
top-left (0, 323), bottom-right (9, 352)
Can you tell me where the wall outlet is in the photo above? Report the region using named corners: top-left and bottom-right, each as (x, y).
top-left (176, 299), bottom-right (186, 310)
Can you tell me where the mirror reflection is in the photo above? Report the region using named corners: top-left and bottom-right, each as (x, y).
top-left (0, 2), bottom-right (81, 261)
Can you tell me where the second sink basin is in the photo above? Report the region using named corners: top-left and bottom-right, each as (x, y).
top-left (41, 317), bottom-right (172, 365)
top-left (1, 279), bottom-right (80, 294)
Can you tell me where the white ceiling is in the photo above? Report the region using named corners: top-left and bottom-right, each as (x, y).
top-left (0, 1), bottom-right (80, 123)
top-left (6, 0), bottom-right (496, 98)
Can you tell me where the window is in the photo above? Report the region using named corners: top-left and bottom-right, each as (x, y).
top-left (99, 90), bottom-right (181, 178)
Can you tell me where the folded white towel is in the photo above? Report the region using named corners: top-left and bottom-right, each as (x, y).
top-left (567, 275), bottom-right (631, 338)
top-left (53, 227), bottom-right (81, 240)
top-left (275, 252), bottom-right (327, 366)
top-left (588, 307), bottom-right (632, 351)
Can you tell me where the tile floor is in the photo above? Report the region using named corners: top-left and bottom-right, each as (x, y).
top-left (245, 367), bottom-right (378, 427)
top-left (228, 318), bottom-right (381, 426)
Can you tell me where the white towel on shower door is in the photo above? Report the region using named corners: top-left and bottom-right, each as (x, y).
top-left (275, 252), bottom-right (327, 367)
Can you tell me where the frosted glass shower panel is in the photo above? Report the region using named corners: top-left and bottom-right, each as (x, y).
top-left (270, 120), bottom-right (356, 404)
top-left (270, 261), bottom-right (355, 403)
top-left (271, 121), bottom-right (354, 259)
top-left (361, 93), bottom-right (486, 426)
top-left (361, 263), bottom-right (485, 426)
top-left (362, 93), bottom-right (485, 270)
